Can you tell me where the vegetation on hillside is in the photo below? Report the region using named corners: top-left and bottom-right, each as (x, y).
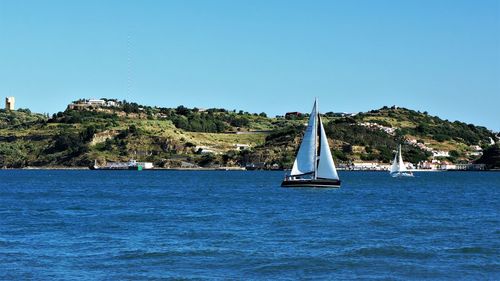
top-left (0, 101), bottom-right (497, 169)
top-left (356, 106), bottom-right (493, 146)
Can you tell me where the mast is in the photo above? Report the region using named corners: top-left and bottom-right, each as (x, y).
top-left (313, 98), bottom-right (318, 179)
top-left (398, 144), bottom-right (402, 169)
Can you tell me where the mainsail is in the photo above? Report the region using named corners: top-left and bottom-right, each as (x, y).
top-left (390, 150), bottom-right (399, 174)
top-left (397, 145), bottom-right (408, 172)
top-left (316, 116), bottom-right (339, 180)
top-left (290, 101), bottom-right (317, 176)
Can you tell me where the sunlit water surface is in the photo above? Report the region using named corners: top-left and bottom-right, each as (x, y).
top-left (0, 170), bottom-right (499, 280)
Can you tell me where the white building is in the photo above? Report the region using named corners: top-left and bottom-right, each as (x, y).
top-left (137, 162), bottom-right (154, 169)
top-left (469, 145), bottom-right (482, 152)
top-left (406, 138), bottom-right (418, 145)
top-left (68, 99), bottom-right (121, 110)
top-left (87, 99), bottom-right (106, 106)
top-left (106, 100), bottom-right (119, 107)
top-left (196, 146), bottom-right (216, 154)
top-left (234, 144), bottom-right (250, 150)
top-left (419, 161), bottom-right (439, 170)
top-left (432, 151), bottom-right (450, 158)
top-left (351, 162), bottom-right (391, 171)
top-left (359, 122), bottom-right (396, 135)
top-left (439, 162), bottom-right (456, 170)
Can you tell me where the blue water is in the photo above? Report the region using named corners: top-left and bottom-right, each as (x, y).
top-left (0, 171), bottom-right (499, 280)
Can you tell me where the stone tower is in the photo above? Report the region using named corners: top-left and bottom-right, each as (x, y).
top-left (5, 97), bottom-right (15, 110)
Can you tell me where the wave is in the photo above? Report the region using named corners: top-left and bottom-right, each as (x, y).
top-left (115, 247), bottom-right (232, 260)
top-left (448, 246), bottom-right (496, 255)
top-left (347, 245), bottom-right (435, 259)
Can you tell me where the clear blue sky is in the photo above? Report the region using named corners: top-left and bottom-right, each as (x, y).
top-left (1, 0), bottom-right (499, 131)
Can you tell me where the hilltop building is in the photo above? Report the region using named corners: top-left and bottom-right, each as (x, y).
top-left (88, 99), bottom-right (106, 106)
top-left (67, 99), bottom-right (120, 110)
top-left (285, 112), bottom-right (302, 119)
top-left (5, 97), bottom-right (15, 110)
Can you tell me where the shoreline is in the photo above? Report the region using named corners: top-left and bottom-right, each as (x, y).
top-left (2, 167), bottom-right (498, 172)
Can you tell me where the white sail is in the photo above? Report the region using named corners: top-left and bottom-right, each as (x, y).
top-left (398, 144), bottom-right (408, 172)
top-left (390, 144), bottom-right (409, 174)
top-left (316, 116), bottom-right (339, 180)
top-left (390, 150), bottom-right (399, 174)
top-left (290, 101), bottom-right (317, 176)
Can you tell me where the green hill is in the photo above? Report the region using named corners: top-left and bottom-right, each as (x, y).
top-left (0, 101), bottom-right (497, 169)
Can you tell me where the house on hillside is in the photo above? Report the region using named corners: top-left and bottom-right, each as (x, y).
top-left (180, 161), bottom-right (198, 168)
top-left (467, 145), bottom-right (483, 156)
top-left (196, 146), bottom-right (217, 154)
top-left (359, 122), bottom-right (396, 135)
top-left (234, 144), bottom-right (250, 150)
top-left (285, 112), bottom-right (302, 119)
top-left (432, 151), bottom-right (450, 158)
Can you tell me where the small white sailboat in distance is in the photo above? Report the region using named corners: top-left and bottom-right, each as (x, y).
top-left (390, 144), bottom-right (414, 177)
top-left (281, 99), bottom-right (341, 188)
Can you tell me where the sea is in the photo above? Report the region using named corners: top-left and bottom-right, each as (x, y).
top-left (0, 170), bottom-right (498, 280)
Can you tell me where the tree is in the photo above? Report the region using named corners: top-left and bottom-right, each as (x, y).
top-left (81, 126), bottom-right (98, 142)
top-left (128, 125), bottom-right (138, 135)
top-left (184, 142), bottom-right (196, 148)
top-left (342, 144), bottom-right (352, 153)
top-left (198, 153), bottom-right (215, 167)
top-left (103, 139), bottom-right (113, 151)
top-left (175, 105), bottom-right (190, 116)
top-left (51, 132), bottom-right (88, 156)
top-left (449, 150), bottom-right (461, 158)
top-left (231, 116), bottom-right (250, 127)
top-left (476, 144), bottom-right (500, 169)
top-left (17, 108), bottom-right (31, 114)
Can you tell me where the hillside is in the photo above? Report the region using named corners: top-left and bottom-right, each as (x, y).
top-left (0, 101), bottom-right (497, 169)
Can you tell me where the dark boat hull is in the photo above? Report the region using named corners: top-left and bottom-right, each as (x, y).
top-left (281, 179), bottom-right (341, 188)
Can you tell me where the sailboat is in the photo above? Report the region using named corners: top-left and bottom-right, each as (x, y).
top-left (390, 144), bottom-right (414, 177)
top-left (281, 99), bottom-right (341, 188)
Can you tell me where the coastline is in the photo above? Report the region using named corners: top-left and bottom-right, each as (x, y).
top-left (3, 167), bottom-right (498, 172)
top-left (19, 166), bottom-right (89, 170)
